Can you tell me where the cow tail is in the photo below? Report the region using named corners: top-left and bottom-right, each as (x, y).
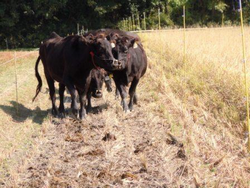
top-left (32, 56), bottom-right (42, 102)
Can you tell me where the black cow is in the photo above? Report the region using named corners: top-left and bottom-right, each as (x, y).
top-left (87, 68), bottom-right (112, 112)
top-left (63, 68), bottom-right (112, 114)
top-left (85, 29), bottom-right (147, 112)
top-left (112, 36), bottom-right (147, 112)
top-left (33, 32), bottom-right (120, 119)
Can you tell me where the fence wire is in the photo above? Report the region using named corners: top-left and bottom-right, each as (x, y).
top-left (0, 50), bottom-right (38, 66)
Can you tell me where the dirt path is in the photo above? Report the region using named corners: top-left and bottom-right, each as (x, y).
top-left (13, 78), bottom-right (190, 187)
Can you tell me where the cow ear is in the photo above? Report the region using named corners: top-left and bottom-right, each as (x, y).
top-left (116, 36), bottom-right (122, 44)
top-left (106, 34), bottom-right (111, 41)
top-left (121, 36), bottom-right (129, 45)
top-left (128, 38), bottom-right (136, 48)
top-left (86, 34), bottom-right (95, 44)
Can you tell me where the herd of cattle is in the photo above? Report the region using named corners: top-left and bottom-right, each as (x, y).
top-left (33, 29), bottom-right (147, 119)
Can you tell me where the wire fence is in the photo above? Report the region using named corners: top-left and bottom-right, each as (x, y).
top-left (0, 50), bottom-right (38, 66)
top-left (0, 50), bottom-right (38, 114)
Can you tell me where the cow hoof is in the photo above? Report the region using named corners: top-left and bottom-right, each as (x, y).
top-left (79, 110), bottom-right (87, 120)
top-left (72, 109), bottom-right (79, 118)
top-left (79, 116), bottom-right (86, 120)
top-left (123, 106), bottom-right (129, 113)
top-left (121, 100), bottom-right (128, 112)
top-left (58, 112), bottom-right (66, 119)
top-left (128, 102), bottom-right (134, 111)
top-left (87, 106), bottom-right (92, 113)
top-left (134, 97), bottom-right (138, 105)
top-left (134, 100), bottom-right (138, 105)
top-left (52, 109), bottom-right (58, 117)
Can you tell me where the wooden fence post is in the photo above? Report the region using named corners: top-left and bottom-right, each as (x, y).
top-left (143, 12), bottom-right (146, 30)
top-left (14, 51), bottom-right (19, 114)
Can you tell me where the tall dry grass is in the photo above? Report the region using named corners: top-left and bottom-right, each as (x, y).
top-left (138, 27), bottom-right (250, 187)
top-left (140, 27), bottom-right (250, 134)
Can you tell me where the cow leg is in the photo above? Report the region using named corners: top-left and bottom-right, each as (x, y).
top-left (115, 82), bottom-right (128, 112)
top-left (78, 74), bottom-right (91, 119)
top-left (63, 77), bottom-right (78, 117)
top-left (45, 75), bottom-right (58, 116)
top-left (120, 85), bottom-right (128, 112)
top-left (104, 76), bottom-right (112, 92)
top-left (134, 93), bottom-right (138, 105)
top-left (87, 89), bottom-right (92, 113)
top-left (78, 89), bottom-right (88, 120)
top-left (115, 87), bottom-right (120, 100)
top-left (58, 83), bottom-right (66, 118)
top-left (128, 78), bottom-right (139, 111)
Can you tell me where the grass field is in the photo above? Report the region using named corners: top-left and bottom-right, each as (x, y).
top-left (1, 27), bottom-right (250, 187)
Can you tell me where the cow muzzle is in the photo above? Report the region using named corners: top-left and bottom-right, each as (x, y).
top-left (93, 90), bottom-right (102, 98)
top-left (112, 59), bottom-right (122, 70)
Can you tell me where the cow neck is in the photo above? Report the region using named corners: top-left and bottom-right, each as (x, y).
top-left (126, 51), bottom-right (131, 65)
top-left (90, 51), bottom-right (101, 69)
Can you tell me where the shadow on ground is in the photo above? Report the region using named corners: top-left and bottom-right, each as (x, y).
top-left (90, 103), bottom-right (109, 114)
top-left (0, 101), bottom-right (48, 124)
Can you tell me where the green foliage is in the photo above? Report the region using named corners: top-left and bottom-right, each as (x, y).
top-left (0, 0), bottom-right (250, 48)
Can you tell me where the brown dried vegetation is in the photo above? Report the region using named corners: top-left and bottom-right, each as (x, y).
top-left (1, 28), bottom-right (250, 187)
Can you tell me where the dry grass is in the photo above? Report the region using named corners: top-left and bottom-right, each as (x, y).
top-left (1, 27), bottom-right (250, 187)
top-left (139, 27), bottom-right (250, 187)
top-left (140, 27), bottom-right (250, 132)
top-left (0, 52), bottom-right (51, 186)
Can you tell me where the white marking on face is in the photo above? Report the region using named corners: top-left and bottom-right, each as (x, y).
top-left (111, 42), bottom-right (115, 48)
top-left (133, 43), bottom-right (138, 49)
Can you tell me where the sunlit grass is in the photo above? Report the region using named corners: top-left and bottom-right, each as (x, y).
top-left (0, 52), bottom-right (51, 183)
top-left (139, 27), bottom-right (249, 133)
top-left (138, 27), bottom-right (250, 187)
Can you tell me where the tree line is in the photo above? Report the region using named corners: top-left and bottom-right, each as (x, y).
top-left (0, 0), bottom-right (248, 49)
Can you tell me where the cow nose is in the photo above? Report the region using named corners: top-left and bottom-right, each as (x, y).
top-left (117, 61), bottom-right (123, 69)
top-left (107, 86), bottom-right (112, 92)
top-left (95, 90), bottom-right (102, 98)
top-left (112, 59), bottom-right (118, 66)
top-left (111, 59), bottom-right (123, 69)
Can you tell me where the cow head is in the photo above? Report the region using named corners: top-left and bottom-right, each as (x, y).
top-left (91, 69), bottom-right (112, 98)
top-left (88, 34), bottom-right (122, 71)
top-left (107, 32), bottom-right (119, 61)
top-left (111, 36), bottom-right (136, 69)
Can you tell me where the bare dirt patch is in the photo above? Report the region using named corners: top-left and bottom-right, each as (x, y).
top-left (15, 91), bottom-right (188, 187)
